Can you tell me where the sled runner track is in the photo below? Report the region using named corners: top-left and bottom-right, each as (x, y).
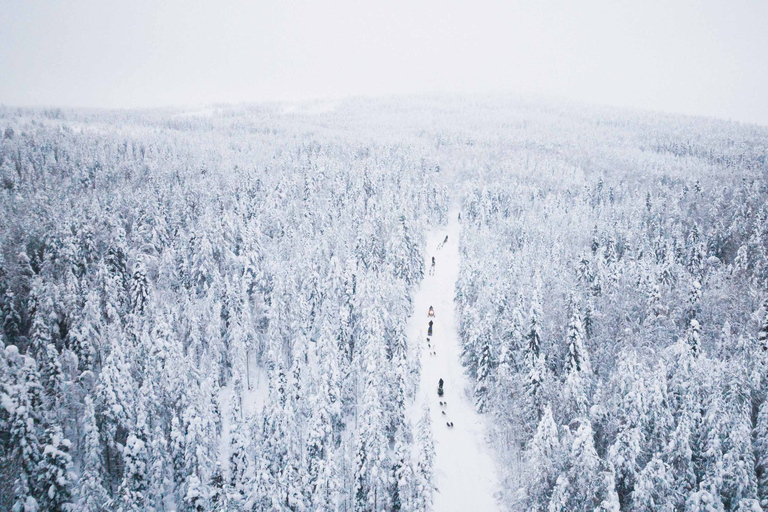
top-left (409, 210), bottom-right (502, 512)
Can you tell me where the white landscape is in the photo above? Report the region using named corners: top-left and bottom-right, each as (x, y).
top-left (2, 2), bottom-right (768, 512)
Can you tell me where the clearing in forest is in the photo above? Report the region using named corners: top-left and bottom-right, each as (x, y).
top-left (409, 210), bottom-right (502, 512)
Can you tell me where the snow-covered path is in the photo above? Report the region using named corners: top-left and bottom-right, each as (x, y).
top-left (409, 211), bottom-right (502, 512)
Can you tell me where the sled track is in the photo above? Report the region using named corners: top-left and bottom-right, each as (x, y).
top-left (409, 210), bottom-right (502, 512)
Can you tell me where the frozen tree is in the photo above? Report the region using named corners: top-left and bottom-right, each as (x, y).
top-left (720, 366), bottom-right (757, 508)
top-left (390, 422), bottom-right (415, 512)
top-left (548, 419), bottom-right (619, 512)
top-left (354, 343), bottom-right (388, 511)
top-left (38, 425), bottom-right (74, 512)
top-left (415, 405), bottom-right (435, 512)
top-left (4, 351), bottom-right (44, 512)
top-left (116, 394), bottom-right (149, 512)
top-left (474, 335), bottom-right (493, 413)
top-left (525, 296), bottom-right (547, 419)
top-left (562, 304), bottom-right (591, 421)
top-left (526, 405), bottom-right (561, 510)
top-left (75, 398), bottom-right (109, 512)
top-left (631, 454), bottom-right (673, 512)
top-left (607, 351), bottom-right (647, 509)
top-left (227, 402), bottom-right (250, 507)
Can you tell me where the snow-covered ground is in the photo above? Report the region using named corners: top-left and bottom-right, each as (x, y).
top-left (409, 211), bottom-right (502, 512)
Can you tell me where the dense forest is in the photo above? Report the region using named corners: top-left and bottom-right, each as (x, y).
top-left (0, 103), bottom-right (447, 511)
top-left (453, 105), bottom-right (768, 511)
top-left (1, 97), bottom-right (768, 511)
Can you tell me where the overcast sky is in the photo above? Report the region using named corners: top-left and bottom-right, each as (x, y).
top-left (1, 0), bottom-right (766, 125)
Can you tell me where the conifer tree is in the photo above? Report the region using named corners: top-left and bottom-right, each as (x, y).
top-left (36, 423), bottom-right (74, 512)
top-left (474, 336), bottom-right (493, 413)
top-left (607, 351), bottom-right (647, 509)
top-left (631, 454), bottom-right (673, 512)
top-left (415, 405), bottom-right (435, 512)
top-left (116, 397), bottom-right (149, 512)
top-left (526, 405), bottom-right (560, 510)
top-left (75, 398), bottom-right (109, 512)
top-left (5, 353), bottom-right (44, 512)
top-left (525, 296), bottom-right (547, 419)
top-left (563, 304), bottom-right (591, 421)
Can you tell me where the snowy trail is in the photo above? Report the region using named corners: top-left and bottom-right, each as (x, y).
top-left (409, 211), bottom-right (502, 512)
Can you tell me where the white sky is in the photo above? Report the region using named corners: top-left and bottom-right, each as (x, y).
top-left (1, 0), bottom-right (766, 125)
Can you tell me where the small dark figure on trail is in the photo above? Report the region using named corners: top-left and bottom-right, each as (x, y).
top-left (428, 320), bottom-right (433, 337)
top-left (430, 256), bottom-right (436, 275)
top-left (437, 378), bottom-right (444, 397)
top-left (442, 410), bottom-right (446, 415)
top-left (458, 212), bottom-right (461, 222)
top-left (447, 422), bottom-right (454, 428)
top-left (428, 306), bottom-right (434, 317)
top-left (437, 235), bottom-right (449, 250)
top-left (443, 235), bottom-right (449, 245)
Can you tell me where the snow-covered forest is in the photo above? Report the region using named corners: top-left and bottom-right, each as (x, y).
top-left (1, 96), bottom-right (768, 511)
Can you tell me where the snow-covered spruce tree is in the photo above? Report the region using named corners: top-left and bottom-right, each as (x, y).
top-left (631, 454), bottom-right (673, 512)
top-left (561, 303), bottom-right (591, 422)
top-left (666, 392), bottom-right (699, 510)
top-left (170, 414), bottom-right (186, 506)
top-left (353, 339), bottom-right (388, 511)
top-left (146, 423), bottom-right (168, 512)
top-left (525, 295), bottom-right (546, 421)
top-left (282, 358), bottom-right (307, 512)
top-left (755, 395), bottom-right (768, 507)
top-left (415, 404), bottom-right (435, 512)
top-left (96, 333), bottom-right (135, 492)
top-left (227, 400), bottom-right (250, 508)
top-left (115, 393), bottom-right (150, 512)
top-left (525, 404), bottom-right (561, 511)
top-left (759, 297), bottom-right (768, 357)
top-left (390, 420), bottom-right (416, 512)
top-left (181, 399), bottom-right (211, 512)
top-left (75, 397), bottom-right (109, 512)
top-left (694, 364), bottom-right (727, 509)
top-left (28, 310), bottom-right (63, 411)
top-left (720, 365), bottom-right (757, 508)
top-left (548, 419), bottom-right (619, 512)
top-left (474, 334), bottom-right (493, 413)
top-left (607, 350), bottom-right (647, 510)
top-left (4, 351), bottom-right (45, 512)
top-left (644, 363), bottom-right (673, 457)
top-left (38, 424), bottom-right (74, 512)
